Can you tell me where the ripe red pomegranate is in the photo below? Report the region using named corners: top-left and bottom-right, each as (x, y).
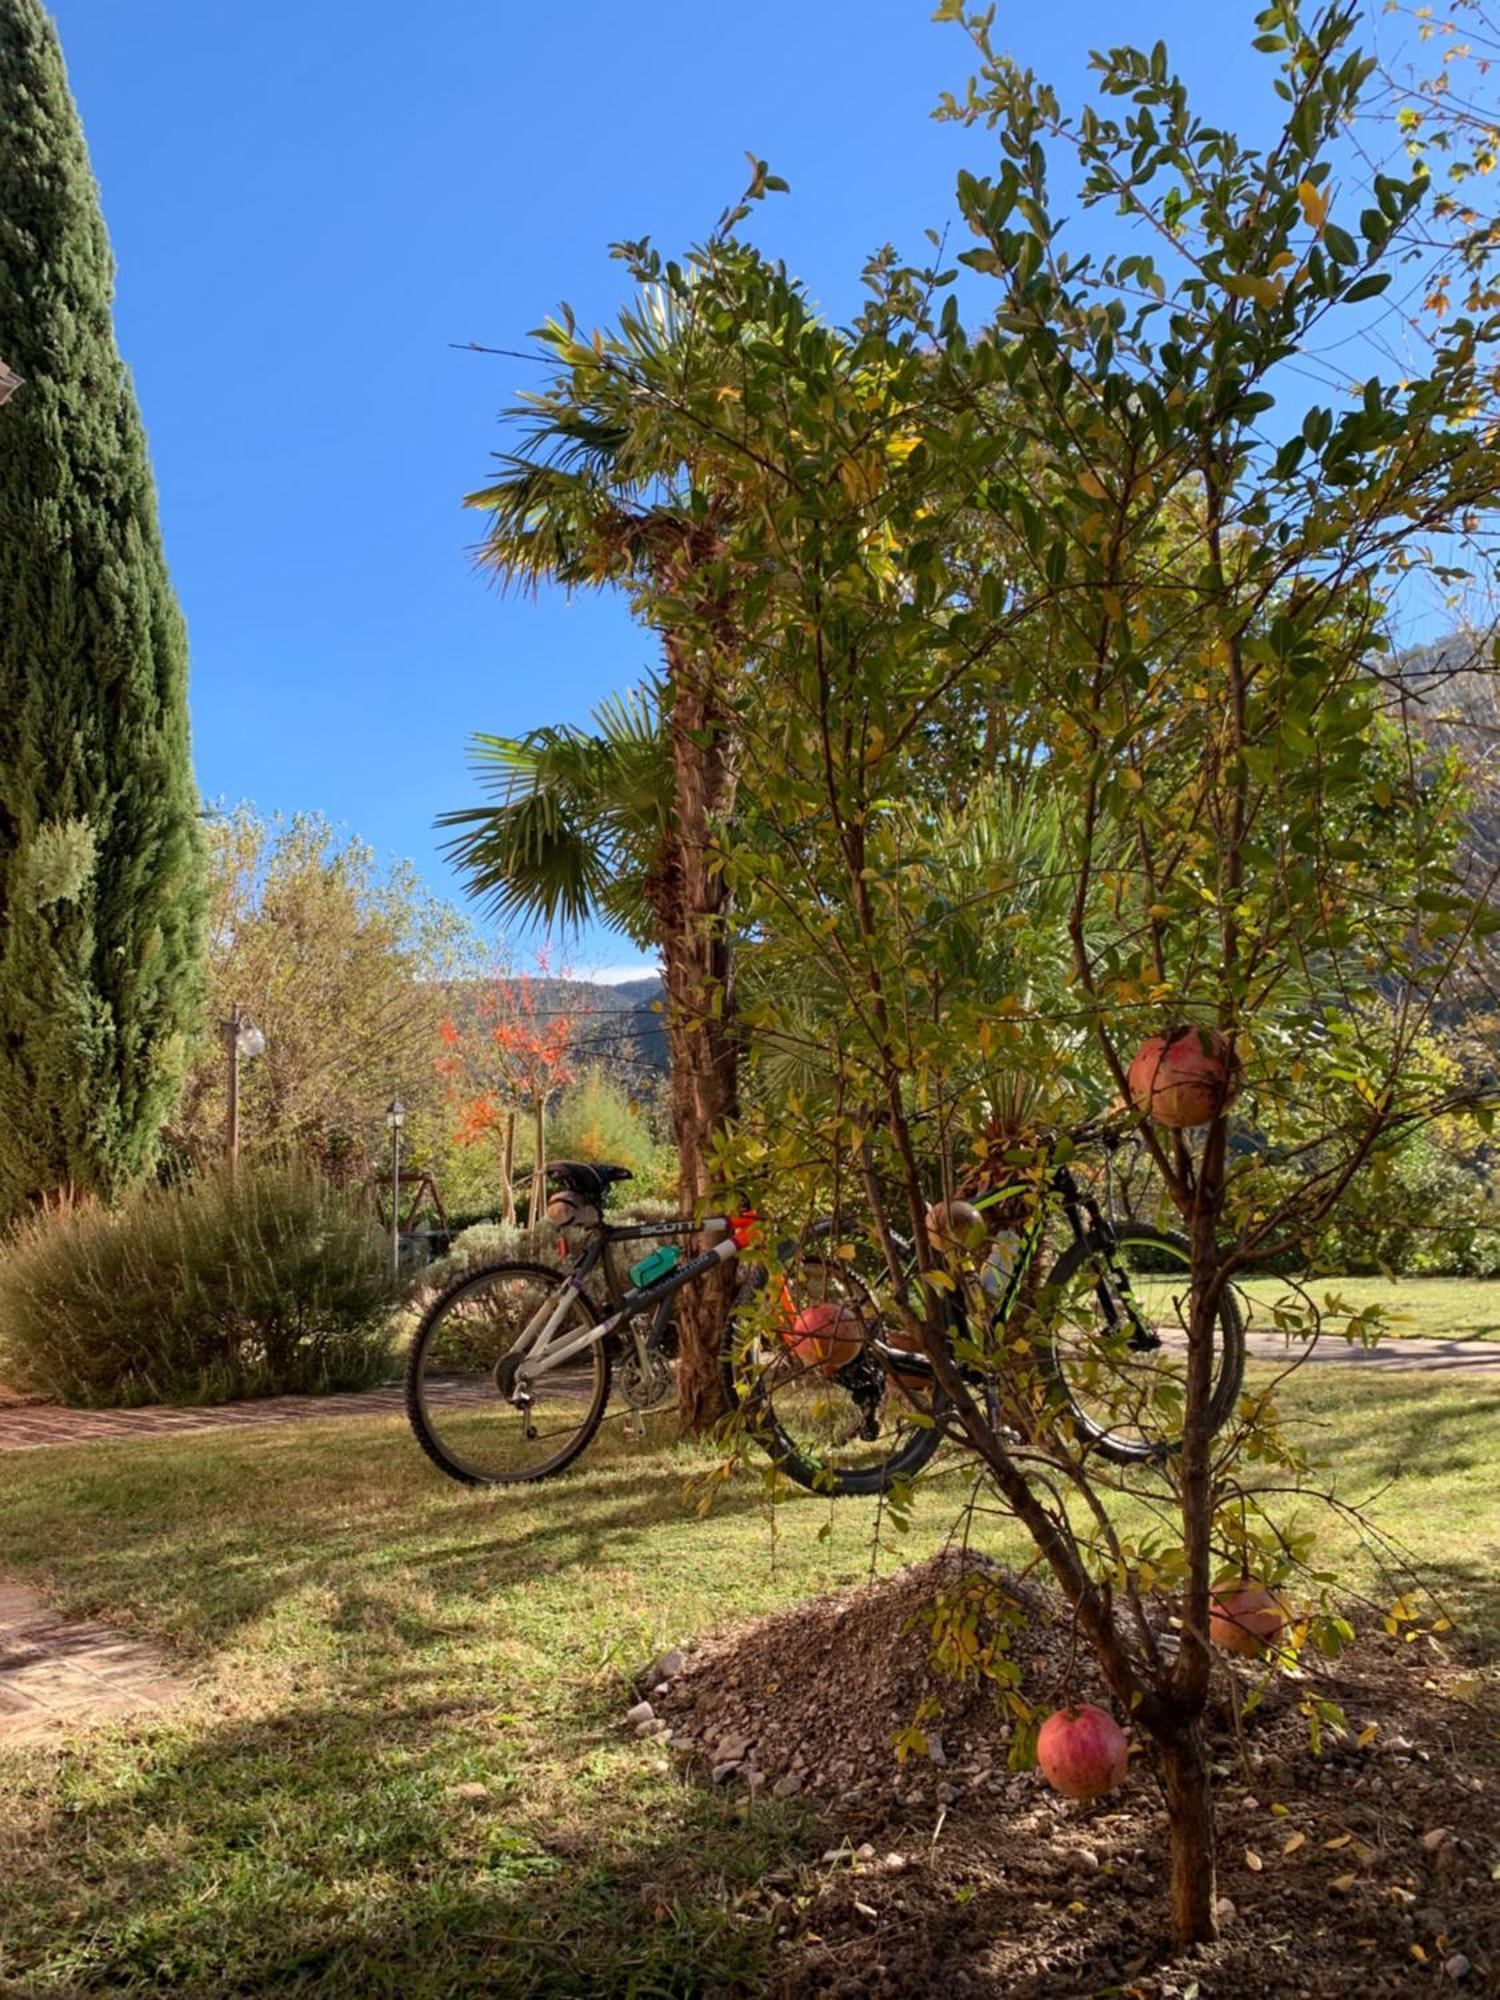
top-left (784, 1301), bottom-right (864, 1375)
top-left (925, 1199), bottom-right (988, 1255)
top-left (1036, 1703), bottom-right (1129, 1800)
top-left (1209, 1583), bottom-right (1288, 1657)
top-left (1128, 1025), bottom-right (1240, 1129)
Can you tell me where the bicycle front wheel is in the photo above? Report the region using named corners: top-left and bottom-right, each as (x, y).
top-left (720, 1257), bottom-right (943, 1498)
top-left (405, 1260), bottom-right (611, 1485)
top-left (1040, 1224), bottom-right (1245, 1464)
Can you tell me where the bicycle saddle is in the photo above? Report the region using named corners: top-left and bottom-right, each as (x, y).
top-left (545, 1161), bottom-right (634, 1198)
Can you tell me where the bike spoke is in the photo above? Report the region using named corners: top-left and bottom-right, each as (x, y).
top-left (408, 1264), bottom-right (608, 1483)
top-left (732, 1257), bottom-right (935, 1489)
top-left (1047, 1231), bottom-right (1236, 1461)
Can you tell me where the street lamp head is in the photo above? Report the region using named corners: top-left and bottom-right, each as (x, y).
top-left (387, 1099), bottom-right (406, 1130)
top-left (0, 360), bottom-right (21, 407)
top-left (237, 1022), bottom-right (266, 1060)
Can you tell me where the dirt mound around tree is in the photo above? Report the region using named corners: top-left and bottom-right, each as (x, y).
top-left (648, 1549), bottom-right (1091, 1811)
top-left (627, 1552), bottom-right (1500, 1996)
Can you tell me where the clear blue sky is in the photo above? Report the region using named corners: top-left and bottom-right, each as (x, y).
top-left (45, 2), bottom-right (1404, 975)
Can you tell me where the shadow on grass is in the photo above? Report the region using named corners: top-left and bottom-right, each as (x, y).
top-left (4, 1686), bottom-right (808, 1998)
top-left (1333, 1385), bottom-right (1500, 1485)
top-left (0, 1427), bottom-right (788, 1656)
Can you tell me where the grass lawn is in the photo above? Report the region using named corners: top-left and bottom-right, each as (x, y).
top-left (1235, 1271), bottom-right (1500, 1341)
top-left (1, 1370), bottom-right (1498, 1996)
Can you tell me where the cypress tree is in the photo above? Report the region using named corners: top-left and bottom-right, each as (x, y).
top-left (0, 0), bottom-right (202, 1214)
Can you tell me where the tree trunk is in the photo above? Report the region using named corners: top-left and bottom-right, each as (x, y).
top-left (1159, 1719), bottom-right (1219, 1946)
top-left (529, 1098), bottom-right (546, 1239)
top-left (659, 637), bottom-right (739, 1433)
top-left (500, 1108), bottom-right (517, 1228)
top-left (1157, 1125), bottom-right (1228, 1947)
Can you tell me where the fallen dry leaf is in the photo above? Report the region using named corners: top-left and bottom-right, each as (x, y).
top-left (1245, 1849), bottom-right (1264, 1873)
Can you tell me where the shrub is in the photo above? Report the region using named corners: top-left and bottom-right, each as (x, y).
top-left (0, 1163), bottom-right (399, 1407)
top-left (1314, 1134), bottom-right (1500, 1277)
top-left (548, 1067), bottom-right (678, 1200)
top-left (415, 1221), bottom-right (557, 1301)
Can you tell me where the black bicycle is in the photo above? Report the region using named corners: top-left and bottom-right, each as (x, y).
top-left (405, 1161), bottom-right (765, 1485)
top-left (720, 1139), bottom-right (1246, 1497)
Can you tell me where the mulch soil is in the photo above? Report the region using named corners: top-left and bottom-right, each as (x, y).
top-left (630, 1551), bottom-right (1500, 1997)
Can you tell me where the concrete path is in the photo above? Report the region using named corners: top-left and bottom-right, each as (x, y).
top-left (0, 1580), bottom-right (191, 1744)
top-left (1239, 1329), bottom-right (1500, 1376)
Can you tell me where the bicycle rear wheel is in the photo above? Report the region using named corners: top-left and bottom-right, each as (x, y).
top-left (721, 1256), bottom-right (943, 1498)
top-left (405, 1260), bottom-right (611, 1485)
top-left (1039, 1224), bottom-right (1245, 1464)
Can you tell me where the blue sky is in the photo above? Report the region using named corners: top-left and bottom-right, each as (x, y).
top-left (47, 2), bottom-right (1415, 976)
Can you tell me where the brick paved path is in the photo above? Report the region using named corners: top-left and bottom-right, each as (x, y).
top-left (5, 1323), bottom-right (1500, 1458)
top-left (0, 1382), bottom-right (408, 1451)
top-left (0, 1581), bottom-right (191, 1743)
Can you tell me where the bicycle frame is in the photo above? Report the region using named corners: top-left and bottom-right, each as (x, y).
top-left (508, 1214), bottom-right (749, 1397)
top-left (861, 1158), bottom-right (1149, 1382)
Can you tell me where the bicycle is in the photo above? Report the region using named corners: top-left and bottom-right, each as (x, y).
top-left (720, 1134), bottom-right (1247, 1497)
top-left (405, 1160), bottom-right (768, 1486)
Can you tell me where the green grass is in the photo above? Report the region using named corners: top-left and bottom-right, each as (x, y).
top-left (1235, 1272), bottom-right (1500, 1341)
top-left (1, 1372), bottom-right (1497, 1996)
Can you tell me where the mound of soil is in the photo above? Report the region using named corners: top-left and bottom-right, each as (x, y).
top-left (651, 1551), bottom-right (1092, 1812)
top-left (631, 1553), bottom-right (1500, 1997)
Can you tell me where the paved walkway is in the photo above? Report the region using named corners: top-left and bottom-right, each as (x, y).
top-left (2, 1323), bottom-right (1498, 1461)
top-left (0, 1382), bottom-right (409, 1452)
top-left (1241, 1329), bottom-right (1500, 1375)
top-left (0, 1580), bottom-right (191, 1744)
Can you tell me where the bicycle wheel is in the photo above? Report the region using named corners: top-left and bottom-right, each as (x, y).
top-left (1039, 1224), bottom-right (1245, 1464)
top-left (405, 1260), bottom-right (611, 1485)
top-left (721, 1256), bottom-right (943, 1498)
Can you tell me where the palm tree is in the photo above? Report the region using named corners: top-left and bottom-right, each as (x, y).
top-left (447, 288), bottom-right (749, 1431)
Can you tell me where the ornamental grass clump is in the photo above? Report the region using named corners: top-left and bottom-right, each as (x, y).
top-left (0, 1162), bottom-right (398, 1407)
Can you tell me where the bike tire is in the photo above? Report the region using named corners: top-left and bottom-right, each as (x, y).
top-left (405, 1259), bottom-right (611, 1486)
top-left (719, 1270), bottom-right (945, 1499)
top-left (1038, 1224), bottom-right (1245, 1465)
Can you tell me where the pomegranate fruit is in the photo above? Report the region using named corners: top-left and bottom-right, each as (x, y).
top-left (784, 1300), bottom-right (864, 1375)
top-left (1128, 1025), bottom-right (1240, 1129)
top-left (1209, 1582), bottom-right (1288, 1657)
top-left (1036, 1703), bottom-right (1129, 1800)
top-left (925, 1198), bottom-right (988, 1255)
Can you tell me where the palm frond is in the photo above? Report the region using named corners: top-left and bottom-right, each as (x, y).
top-left (437, 684), bottom-right (670, 948)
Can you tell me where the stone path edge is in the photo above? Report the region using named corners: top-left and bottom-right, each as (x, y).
top-left (0, 1381), bottom-right (408, 1451)
top-left (0, 1579), bottom-right (192, 1744)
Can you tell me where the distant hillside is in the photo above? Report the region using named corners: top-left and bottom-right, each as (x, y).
top-left (443, 975), bottom-right (667, 1085)
top-left (560, 976), bottom-right (667, 1079)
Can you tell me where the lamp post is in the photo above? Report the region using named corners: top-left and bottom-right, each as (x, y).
top-left (386, 1099), bottom-right (406, 1279)
top-left (0, 360), bottom-right (21, 407)
top-left (222, 1006), bottom-right (266, 1164)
